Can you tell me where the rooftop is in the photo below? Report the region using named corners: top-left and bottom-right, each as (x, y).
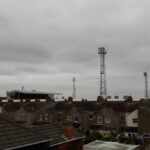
top-left (7, 90), bottom-right (53, 95)
top-left (0, 116), bottom-right (50, 150)
top-left (83, 140), bottom-right (139, 150)
top-left (31, 123), bottom-right (84, 147)
top-left (54, 100), bottom-right (140, 112)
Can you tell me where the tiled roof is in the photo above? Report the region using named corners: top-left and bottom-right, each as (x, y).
top-left (0, 117), bottom-right (50, 150)
top-left (31, 123), bottom-right (84, 147)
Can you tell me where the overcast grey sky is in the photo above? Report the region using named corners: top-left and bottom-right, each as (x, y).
top-left (0, 0), bottom-right (150, 100)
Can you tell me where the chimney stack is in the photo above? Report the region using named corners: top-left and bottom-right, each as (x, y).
top-left (63, 124), bottom-right (73, 140)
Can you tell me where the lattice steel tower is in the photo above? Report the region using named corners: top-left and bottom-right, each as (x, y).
top-left (144, 72), bottom-right (148, 99)
top-left (98, 47), bottom-right (107, 99)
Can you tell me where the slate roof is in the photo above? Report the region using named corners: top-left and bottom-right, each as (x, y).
top-left (54, 100), bottom-right (140, 113)
top-left (54, 101), bottom-right (103, 112)
top-left (3, 101), bottom-right (58, 113)
top-left (31, 123), bottom-right (84, 147)
top-left (75, 101), bottom-right (102, 111)
top-left (3, 100), bottom-right (140, 114)
top-left (139, 101), bottom-right (150, 114)
top-left (54, 101), bottom-right (74, 110)
top-left (23, 101), bottom-right (46, 112)
top-left (0, 117), bottom-right (50, 150)
top-left (125, 102), bottom-right (140, 112)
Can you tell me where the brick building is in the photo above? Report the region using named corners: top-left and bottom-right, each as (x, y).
top-left (2, 101), bottom-right (58, 127)
top-left (138, 102), bottom-right (150, 134)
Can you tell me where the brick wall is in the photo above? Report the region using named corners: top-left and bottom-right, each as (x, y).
top-left (138, 108), bottom-right (150, 133)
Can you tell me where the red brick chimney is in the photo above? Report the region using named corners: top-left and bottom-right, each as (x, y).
top-left (63, 124), bottom-right (73, 140)
top-left (68, 96), bottom-right (73, 102)
top-left (125, 96), bottom-right (133, 103)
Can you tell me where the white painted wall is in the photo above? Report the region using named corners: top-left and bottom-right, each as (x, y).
top-left (126, 109), bottom-right (138, 127)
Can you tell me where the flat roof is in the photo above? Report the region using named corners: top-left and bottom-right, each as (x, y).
top-left (83, 140), bottom-right (139, 150)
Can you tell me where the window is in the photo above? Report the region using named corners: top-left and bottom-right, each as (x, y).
top-left (44, 113), bottom-right (48, 121)
top-left (40, 114), bottom-right (43, 121)
top-left (67, 115), bottom-right (72, 121)
top-left (74, 116), bottom-right (79, 122)
top-left (58, 112), bottom-right (63, 121)
top-left (16, 113), bottom-right (21, 121)
top-left (105, 117), bottom-right (111, 124)
top-left (97, 116), bottom-right (102, 124)
top-left (89, 115), bottom-right (93, 120)
top-left (144, 134), bottom-right (150, 138)
top-left (132, 118), bottom-right (138, 123)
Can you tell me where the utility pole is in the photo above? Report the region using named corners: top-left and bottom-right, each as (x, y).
top-left (98, 47), bottom-right (107, 99)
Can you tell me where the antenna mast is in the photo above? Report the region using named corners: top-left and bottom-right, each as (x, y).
top-left (98, 47), bottom-right (107, 99)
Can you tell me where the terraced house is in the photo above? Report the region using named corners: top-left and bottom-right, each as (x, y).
top-left (1, 92), bottom-right (150, 145)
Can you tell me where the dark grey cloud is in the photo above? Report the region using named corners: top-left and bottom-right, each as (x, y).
top-left (0, 0), bottom-right (150, 99)
top-left (0, 42), bottom-right (51, 63)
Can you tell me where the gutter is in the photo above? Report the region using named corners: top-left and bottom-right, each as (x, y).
top-left (5, 139), bottom-right (53, 150)
top-left (50, 136), bottom-right (85, 147)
